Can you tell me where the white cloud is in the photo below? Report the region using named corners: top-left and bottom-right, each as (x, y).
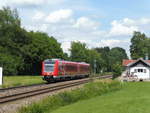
top-left (122, 18), bottom-right (135, 26)
top-left (4, 0), bottom-right (44, 6)
top-left (45, 9), bottom-right (73, 23)
top-left (109, 20), bottom-right (138, 36)
top-left (61, 41), bottom-right (71, 53)
top-left (99, 39), bottom-right (128, 47)
top-left (140, 18), bottom-right (150, 25)
top-left (32, 11), bottom-right (45, 20)
top-left (107, 17), bottom-right (150, 37)
top-left (1, 0), bottom-right (66, 7)
top-left (25, 24), bottom-right (48, 32)
top-left (73, 17), bottom-right (99, 30)
top-left (122, 18), bottom-right (150, 26)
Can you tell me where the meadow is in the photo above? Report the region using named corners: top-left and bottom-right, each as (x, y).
top-left (19, 79), bottom-right (122, 113)
top-left (1, 76), bottom-right (45, 88)
top-left (52, 82), bottom-right (150, 113)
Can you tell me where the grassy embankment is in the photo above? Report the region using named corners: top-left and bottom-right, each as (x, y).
top-left (19, 79), bottom-right (122, 113)
top-left (90, 72), bottom-right (113, 77)
top-left (1, 76), bottom-right (45, 88)
top-left (52, 82), bottom-right (150, 113)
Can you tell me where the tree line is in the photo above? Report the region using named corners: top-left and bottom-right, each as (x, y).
top-left (0, 7), bottom-right (129, 75)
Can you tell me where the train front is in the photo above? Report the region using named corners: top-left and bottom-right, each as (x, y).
top-left (41, 59), bottom-right (58, 82)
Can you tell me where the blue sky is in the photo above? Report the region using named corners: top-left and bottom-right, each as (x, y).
top-left (1, 0), bottom-right (150, 57)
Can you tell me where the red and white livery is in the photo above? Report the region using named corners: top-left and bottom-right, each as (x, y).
top-left (41, 59), bottom-right (90, 82)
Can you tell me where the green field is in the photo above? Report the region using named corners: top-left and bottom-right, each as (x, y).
top-left (19, 80), bottom-right (121, 113)
top-left (52, 82), bottom-right (150, 113)
top-left (1, 76), bottom-right (45, 88)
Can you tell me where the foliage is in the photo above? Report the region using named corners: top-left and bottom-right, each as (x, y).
top-left (70, 41), bottom-right (88, 62)
top-left (19, 80), bottom-right (122, 113)
top-left (130, 31), bottom-right (150, 59)
top-left (112, 63), bottom-right (122, 79)
top-left (20, 32), bottom-right (64, 75)
top-left (95, 47), bottom-right (111, 72)
top-left (0, 7), bottom-right (64, 75)
top-left (70, 41), bottom-right (104, 73)
top-left (95, 47), bottom-right (128, 72)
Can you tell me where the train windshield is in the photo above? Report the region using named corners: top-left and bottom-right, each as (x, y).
top-left (44, 61), bottom-right (55, 72)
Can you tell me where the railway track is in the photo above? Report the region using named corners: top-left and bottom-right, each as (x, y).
top-left (0, 75), bottom-right (112, 104)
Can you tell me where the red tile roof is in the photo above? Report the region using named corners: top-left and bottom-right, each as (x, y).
top-left (122, 59), bottom-right (150, 66)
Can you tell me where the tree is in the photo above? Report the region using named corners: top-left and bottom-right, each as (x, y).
top-left (112, 63), bottom-right (122, 79)
top-left (70, 41), bottom-right (103, 73)
top-left (20, 32), bottom-right (64, 75)
top-left (87, 49), bottom-right (103, 73)
top-left (0, 7), bottom-right (65, 75)
top-left (109, 47), bottom-right (128, 65)
top-left (0, 7), bottom-right (26, 75)
top-left (130, 31), bottom-right (148, 59)
top-left (95, 47), bottom-right (111, 72)
top-left (70, 41), bottom-right (88, 62)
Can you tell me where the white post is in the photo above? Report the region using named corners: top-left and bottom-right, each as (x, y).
top-left (0, 67), bottom-right (3, 85)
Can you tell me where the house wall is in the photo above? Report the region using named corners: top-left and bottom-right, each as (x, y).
top-left (130, 66), bottom-right (150, 79)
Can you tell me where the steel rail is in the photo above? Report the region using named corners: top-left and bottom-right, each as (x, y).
top-left (0, 75), bottom-right (112, 104)
top-left (0, 75), bottom-right (112, 91)
top-left (0, 79), bottom-right (90, 104)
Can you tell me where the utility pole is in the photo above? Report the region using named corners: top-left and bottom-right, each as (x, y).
top-left (94, 59), bottom-right (97, 75)
top-left (0, 67), bottom-right (3, 85)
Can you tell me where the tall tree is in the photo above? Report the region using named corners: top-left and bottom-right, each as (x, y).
top-left (95, 47), bottom-right (111, 72)
top-left (70, 41), bottom-right (103, 73)
top-left (70, 41), bottom-right (88, 62)
top-left (0, 7), bottom-right (26, 75)
top-left (20, 31), bottom-right (64, 75)
top-left (109, 47), bottom-right (128, 66)
top-left (130, 31), bottom-right (148, 59)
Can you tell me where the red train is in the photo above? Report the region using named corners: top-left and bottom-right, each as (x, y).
top-left (41, 59), bottom-right (90, 82)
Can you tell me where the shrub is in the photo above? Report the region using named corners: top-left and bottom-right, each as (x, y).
top-left (112, 63), bottom-right (122, 79)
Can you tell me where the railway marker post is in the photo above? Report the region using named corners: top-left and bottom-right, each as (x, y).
top-left (0, 67), bottom-right (3, 85)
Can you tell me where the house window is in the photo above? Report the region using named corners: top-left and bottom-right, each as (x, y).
top-left (134, 69), bottom-right (137, 73)
top-left (138, 69), bottom-right (143, 73)
top-left (144, 69), bottom-right (146, 73)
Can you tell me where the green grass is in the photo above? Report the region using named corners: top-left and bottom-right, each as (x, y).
top-left (18, 79), bottom-right (122, 113)
top-left (1, 75), bottom-right (45, 88)
top-left (51, 82), bottom-right (150, 113)
top-left (90, 72), bottom-right (113, 77)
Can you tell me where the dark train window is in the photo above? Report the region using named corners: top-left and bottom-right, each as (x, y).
top-left (65, 64), bottom-right (77, 71)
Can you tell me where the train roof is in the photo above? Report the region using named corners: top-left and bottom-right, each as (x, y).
top-left (44, 59), bottom-right (89, 65)
top-left (61, 60), bottom-right (89, 65)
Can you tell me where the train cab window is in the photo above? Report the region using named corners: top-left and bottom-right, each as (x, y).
top-left (44, 61), bottom-right (55, 72)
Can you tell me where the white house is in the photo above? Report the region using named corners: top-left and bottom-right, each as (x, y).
top-left (122, 58), bottom-right (150, 81)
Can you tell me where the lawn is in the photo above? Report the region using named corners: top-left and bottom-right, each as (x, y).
top-left (51, 82), bottom-right (150, 113)
top-left (19, 80), bottom-right (121, 113)
top-left (1, 75), bottom-right (45, 88)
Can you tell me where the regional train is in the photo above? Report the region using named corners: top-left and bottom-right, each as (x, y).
top-left (41, 59), bottom-right (90, 82)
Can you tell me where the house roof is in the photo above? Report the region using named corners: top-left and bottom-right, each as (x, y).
top-left (122, 58), bottom-right (150, 67)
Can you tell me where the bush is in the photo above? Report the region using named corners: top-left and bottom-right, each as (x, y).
top-left (19, 80), bottom-right (122, 113)
top-left (112, 63), bottom-right (122, 79)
